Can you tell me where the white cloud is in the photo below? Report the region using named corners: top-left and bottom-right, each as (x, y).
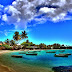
top-left (0, 30), bottom-right (12, 36)
top-left (0, 4), bottom-right (4, 8)
top-left (25, 29), bottom-right (32, 32)
top-left (9, 29), bottom-right (31, 33)
top-left (39, 7), bottom-right (55, 13)
top-left (8, 6), bottom-right (21, 16)
top-left (0, 0), bottom-right (72, 28)
top-left (4, 30), bottom-right (11, 36)
top-left (52, 0), bottom-right (66, 7)
top-left (2, 14), bottom-right (8, 21)
top-left (32, 17), bottom-right (47, 27)
top-left (9, 29), bottom-right (23, 32)
top-left (4, 30), bottom-right (8, 36)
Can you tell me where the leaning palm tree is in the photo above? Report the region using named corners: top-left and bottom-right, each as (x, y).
top-left (20, 30), bottom-right (28, 41)
top-left (13, 31), bottom-right (21, 44)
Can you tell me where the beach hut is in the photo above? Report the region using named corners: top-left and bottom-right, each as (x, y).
top-left (0, 41), bottom-right (3, 46)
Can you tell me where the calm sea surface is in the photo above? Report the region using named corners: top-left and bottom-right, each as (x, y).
top-left (0, 49), bottom-right (72, 72)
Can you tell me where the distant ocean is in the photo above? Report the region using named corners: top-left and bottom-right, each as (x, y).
top-left (0, 49), bottom-right (72, 72)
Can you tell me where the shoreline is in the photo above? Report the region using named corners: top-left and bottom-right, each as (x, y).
top-left (0, 49), bottom-right (69, 55)
top-left (0, 50), bottom-right (20, 54)
top-left (0, 50), bottom-right (18, 72)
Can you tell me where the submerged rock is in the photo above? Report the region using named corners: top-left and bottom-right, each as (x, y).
top-left (52, 66), bottom-right (72, 72)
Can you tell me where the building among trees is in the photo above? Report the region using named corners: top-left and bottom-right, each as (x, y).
top-left (0, 41), bottom-right (3, 46)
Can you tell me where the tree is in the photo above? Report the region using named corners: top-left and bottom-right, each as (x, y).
top-left (26, 40), bottom-right (29, 43)
top-left (39, 43), bottom-right (46, 48)
top-left (62, 44), bottom-right (64, 47)
top-left (5, 39), bottom-right (10, 45)
top-left (47, 45), bottom-right (51, 48)
top-left (21, 42), bottom-right (29, 46)
top-left (2, 44), bottom-right (12, 50)
top-left (13, 31), bottom-right (21, 43)
top-left (53, 43), bottom-right (60, 48)
top-left (10, 40), bottom-right (15, 46)
top-left (20, 31), bottom-right (28, 41)
top-left (30, 42), bottom-right (33, 46)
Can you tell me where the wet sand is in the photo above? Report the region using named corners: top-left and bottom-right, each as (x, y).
top-left (0, 62), bottom-right (53, 72)
top-left (0, 64), bottom-right (16, 72)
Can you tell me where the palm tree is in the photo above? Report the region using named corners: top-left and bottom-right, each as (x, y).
top-left (10, 40), bottom-right (15, 46)
top-left (20, 30), bottom-right (28, 41)
top-left (13, 31), bottom-right (21, 43)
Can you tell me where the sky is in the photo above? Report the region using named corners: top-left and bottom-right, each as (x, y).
top-left (0, 0), bottom-right (72, 45)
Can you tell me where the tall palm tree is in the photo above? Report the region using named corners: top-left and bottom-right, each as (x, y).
top-left (20, 30), bottom-right (28, 41)
top-left (13, 31), bottom-right (21, 43)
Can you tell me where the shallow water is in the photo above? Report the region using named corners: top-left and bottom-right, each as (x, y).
top-left (0, 49), bottom-right (72, 72)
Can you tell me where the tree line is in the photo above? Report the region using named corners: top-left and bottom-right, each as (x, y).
top-left (0, 30), bottom-right (67, 50)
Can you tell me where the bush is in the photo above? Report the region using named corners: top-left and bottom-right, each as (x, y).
top-left (22, 46), bottom-right (26, 49)
top-left (0, 47), bottom-right (5, 50)
top-left (2, 44), bottom-right (12, 50)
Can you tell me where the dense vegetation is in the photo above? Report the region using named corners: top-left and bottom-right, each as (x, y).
top-left (0, 30), bottom-right (70, 50)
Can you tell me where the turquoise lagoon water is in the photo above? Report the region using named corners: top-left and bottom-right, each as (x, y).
top-left (0, 49), bottom-right (72, 71)
top-left (12, 49), bottom-right (72, 67)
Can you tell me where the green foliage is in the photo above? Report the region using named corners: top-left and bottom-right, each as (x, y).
top-left (2, 44), bottom-right (12, 50)
top-left (13, 31), bottom-right (21, 41)
top-left (10, 40), bottom-right (15, 46)
top-left (21, 42), bottom-right (30, 46)
top-left (13, 30), bottom-right (28, 44)
top-left (0, 45), bottom-right (2, 47)
top-left (29, 42), bottom-right (34, 46)
top-left (26, 46), bottom-right (32, 48)
top-left (39, 43), bottom-right (47, 48)
top-left (22, 45), bottom-right (26, 49)
top-left (21, 41), bottom-right (35, 46)
top-left (53, 43), bottom-right (60, 48)
top-left (20, 31), bottom-right (28, 39)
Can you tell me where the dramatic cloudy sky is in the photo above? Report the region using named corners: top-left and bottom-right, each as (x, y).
top-left (0, 0), bottom-right (72, 45)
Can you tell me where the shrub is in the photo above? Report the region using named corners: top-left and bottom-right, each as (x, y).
top-left (2, 44), bottom-right (12, 50)
top-left (0, 45), bottom-right (2, 47)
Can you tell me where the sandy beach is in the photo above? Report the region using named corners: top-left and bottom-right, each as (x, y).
top-left (0, 50), bottom-right (20, 54)
top-left (0, 50), bottom-right (18, 72)
top-left (0, 64), bottom-right (16, 72)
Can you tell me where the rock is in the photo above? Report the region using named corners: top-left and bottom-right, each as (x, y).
top-left (52, 66), bottom-right (72, 72)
